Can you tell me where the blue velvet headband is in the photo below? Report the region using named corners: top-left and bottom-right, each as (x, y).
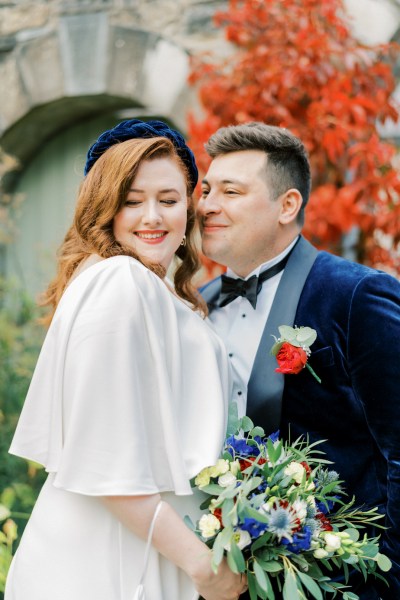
top-left (84, 119), bottom-right (198, 189)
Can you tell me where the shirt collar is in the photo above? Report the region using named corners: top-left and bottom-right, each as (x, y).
top-left (226, 236), bottom-right (299, 281)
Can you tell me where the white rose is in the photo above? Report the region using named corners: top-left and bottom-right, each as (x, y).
top-left (314, 548), bottom-right (329, 559)
top-left (209, 459), bottom-right (230, 477)
top-left (199, 514), bottom-right (221, 539)
top-left (194, 468), bottom-right (211, 488)
top-left (284, 461), bottom-right (305, 483)
top-left (218, 472), bottom-right (237, 488)
top-left (324, 533), bottom-right (342, 553)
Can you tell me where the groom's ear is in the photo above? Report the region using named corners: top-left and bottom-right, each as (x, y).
top-left (278, 188), bottom-right (303, 225)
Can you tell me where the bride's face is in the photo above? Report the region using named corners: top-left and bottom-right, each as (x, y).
top-left (113, 157), bottom-right (188, 270)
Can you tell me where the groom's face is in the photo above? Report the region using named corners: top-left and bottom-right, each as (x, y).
top-left (198, 150), bottom-right (284, 277)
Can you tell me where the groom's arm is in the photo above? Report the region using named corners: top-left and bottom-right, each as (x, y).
top-left (348, 271), bottom-right (400, 597)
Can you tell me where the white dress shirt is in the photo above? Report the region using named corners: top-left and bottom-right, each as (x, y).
top-left (208, 237), bottom-right (299, 418)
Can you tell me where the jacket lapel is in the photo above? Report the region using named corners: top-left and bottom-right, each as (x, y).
top-left (246, 236), bottom-right (319, 432)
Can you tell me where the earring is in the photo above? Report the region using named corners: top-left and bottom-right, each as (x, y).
top-left (180, 235), bottom-right (187, 247)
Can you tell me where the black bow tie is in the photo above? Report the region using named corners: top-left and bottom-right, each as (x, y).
top-left (218, 252), bottom-right (291, 309)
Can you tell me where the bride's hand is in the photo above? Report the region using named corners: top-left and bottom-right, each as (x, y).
top-left (191, 554), bottom-right (248, 600)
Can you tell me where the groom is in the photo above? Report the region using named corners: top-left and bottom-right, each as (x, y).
top-left (197, 122), bottom-right (400, 599)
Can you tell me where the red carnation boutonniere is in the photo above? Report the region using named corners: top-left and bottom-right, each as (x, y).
top-left (271, 325), bottom-right (321, 384)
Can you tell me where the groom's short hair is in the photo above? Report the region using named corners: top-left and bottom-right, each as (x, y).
top-left (205, 122), bottom-right (311, 224)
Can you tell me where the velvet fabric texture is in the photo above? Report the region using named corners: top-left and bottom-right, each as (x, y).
top-left (84, 119), bottom-right (198, 190)
top-left (202, 243), bottom-right (400, 599)
top-left (281, 252), bottom-right (400, 599)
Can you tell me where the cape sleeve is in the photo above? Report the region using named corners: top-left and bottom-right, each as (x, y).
top-left (10, 257), bottom-right (226, 496)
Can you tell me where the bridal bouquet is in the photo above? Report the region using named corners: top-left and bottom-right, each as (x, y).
top-left (188, 417), bottom-right (391, 600)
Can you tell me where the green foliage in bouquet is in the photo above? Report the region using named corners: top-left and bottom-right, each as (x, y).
top-left (189, 417), bottom-right (391, 600)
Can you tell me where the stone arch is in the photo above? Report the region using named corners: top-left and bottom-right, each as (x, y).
top-left (0, 14), bottom-right (192, 187)
top-left (0, 15), bottom-right (193, 292)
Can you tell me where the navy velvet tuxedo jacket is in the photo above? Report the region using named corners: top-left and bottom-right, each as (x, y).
top-left (201, 236), bottom-right (400, 599)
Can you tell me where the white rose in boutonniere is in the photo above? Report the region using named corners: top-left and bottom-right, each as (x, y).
top-left (270, 325), bottom-right (321, 383)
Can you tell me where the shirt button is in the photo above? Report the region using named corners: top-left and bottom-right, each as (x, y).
top-left (228, 352), bottom-right (233, 358)
top-left (237, 391), bottom-right (242, 396)
top-left (242, 314), bottom-right (246, 318)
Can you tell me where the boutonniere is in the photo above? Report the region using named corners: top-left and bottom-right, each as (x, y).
top-left (271, 325), bottom-right (321, 383)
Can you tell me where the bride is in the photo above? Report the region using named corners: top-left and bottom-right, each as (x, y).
top-left (5, 120), bottom-right (247, 600)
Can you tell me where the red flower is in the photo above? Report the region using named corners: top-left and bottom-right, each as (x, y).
top-left (300, 461), bottom-right (312, 478)
top-left (213, 508), bottom-right (223, 526)
top-left (275, 342), bottom-right (308, 375)
top-left (239, 456), bottom-right (267, 471)
top-left (316, 512), bottom-right (333, 531)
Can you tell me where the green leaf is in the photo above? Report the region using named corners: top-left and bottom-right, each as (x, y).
top-left (343, 528), bottom-right (359, 542)
top-left (243, 506), bottom-right (270, 524)
top-left (248, 572), bottom-right (259, 600)
top-left (297, 572), bottom-right (323, 600)
top-left (343, 593), bottom-right (359, 600)
top-left (278, 325), bottom-right (297, 341)
top-left (212, 530), bottom-right (225, 566)
top-left (342, 554), bottom-right (359, 565)
top-left (251, 426), bottom-right (265, 438)
top-left (283, 570), bottom-right (301, 600)
top-left (267, 438), bottom-right (282, 464)
top-left (183, 515), bottom-right (195, 530)
top-left (296, 326), bottom-right (317, 346)
top-left (377, 553), bottom-right (392, 572)
top-left (240, 416), bottom-right (254, 432)
top-left (227, 401), bottom-right (240, 436)
top-left (227, 549), bottom-right (239, 574)
top-left (258, 559), bottom-right (283, 573)
top-left (197, 483), bottom-right (224, 495)
top-left (360, 543), bottom-right (379, 558)
top-left (270, 340), bottom-right (283, 356)
top-left (229, 539), bottom-right (246, 573)
top-left (254, 559), bottom-right (269, 592)
top-left (221, 497), bottom-right (235, 528)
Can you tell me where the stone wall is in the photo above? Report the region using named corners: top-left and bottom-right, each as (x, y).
top-left (0, 0), bottom-right (228, 181)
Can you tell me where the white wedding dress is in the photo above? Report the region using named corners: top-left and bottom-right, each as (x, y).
top-left (5, 256), bottom-right (230, 600)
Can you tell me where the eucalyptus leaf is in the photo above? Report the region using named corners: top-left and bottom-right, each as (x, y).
top-left (230, 539), bottom-right (246, 573)
top-left (258, 559), bottom-right (283, 573)
top-left (251, 426), bottom-right (265, 438)
top-left (278, 325), bottom-right (297, 340)
top-left (342, 555), bottom-right (359, 565)
top-left (270, 341), bottom-right (283, 356)
top-left (221, 498), bottom-right (234, 528)
top-left (377, 553), bottom-right (392, 572)
top-left (212, 531), bottom-right (226, 566)
top-left (248, 572), bottom-right (259, 600)
top-left (241, 416), bottom-right (254, 432)
top-left (226, 550), bottom-right (238, 574)
top-left (254, 560), bottom-right (269, 592)
top-left (282, 570), bottom-right (301, 600)
top-left (360, 543), bottom-right (379, 558)
top-left (297, 572), bottom-right (323, 600)
top-left (183, 515), bottom-right (195, 530)
top-left (296, 327), bottom-right (317, 346)
top-left (344, 528), bottom-right (359, 542)
top-left (244, 506), bottom-right (270, 524)
top-left (199, 483), bottom-right (224, 495)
